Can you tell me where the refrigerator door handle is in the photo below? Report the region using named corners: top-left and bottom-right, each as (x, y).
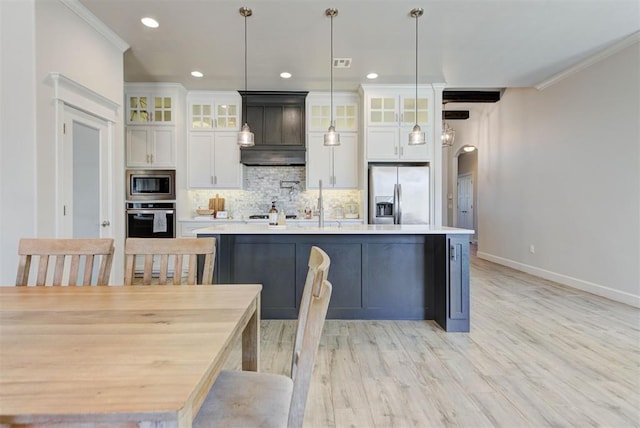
top-left (397, 183), bottom-right (402, 224)
top-left (392, 184), bottom-right (398, 224)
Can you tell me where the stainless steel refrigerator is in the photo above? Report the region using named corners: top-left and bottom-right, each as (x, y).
top-left (368, 164), bottom-right (430, 224)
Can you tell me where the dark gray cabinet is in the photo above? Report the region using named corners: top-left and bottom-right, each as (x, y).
top-left (239, 91), bottom-right (307, 146)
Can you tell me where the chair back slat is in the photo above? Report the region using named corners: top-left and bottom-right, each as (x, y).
top-left (292, 246), bottom-right (330, 378)
top-left (288, 279), bottom-right (332, 428)
top-left (124, 238), bottom-right (216, 285)
top-left (16, 238), bottom-right (114, 286)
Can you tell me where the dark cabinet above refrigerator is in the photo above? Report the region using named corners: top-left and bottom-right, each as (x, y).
top-left (239, 91), bottom-right (307, 165)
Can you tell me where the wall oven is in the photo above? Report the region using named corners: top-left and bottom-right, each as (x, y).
top-left (126, 169), bottom-right (176, 238)
top-left (126, 202), bottom-right (176, 238)
top-left (126, 169), bottom-right (176, 201)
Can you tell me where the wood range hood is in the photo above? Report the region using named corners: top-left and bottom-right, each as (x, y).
top-left (239, 91), bottom-right (308, 166)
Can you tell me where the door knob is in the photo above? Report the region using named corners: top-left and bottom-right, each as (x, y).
top-left (101, 221), bottom-right (111, 227)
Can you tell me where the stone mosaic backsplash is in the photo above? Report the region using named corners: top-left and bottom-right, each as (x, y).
top-left (187, 166), bottom-right (361, 219)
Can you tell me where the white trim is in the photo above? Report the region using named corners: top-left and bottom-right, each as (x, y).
top-left (59, 0), bottom-right (129, 53)
top-left (49, 73), bottom-right (120, 123)
top-left (535, 31), bottom-right (640, 90)
top-left (477, 251), bottom-right (640, 308)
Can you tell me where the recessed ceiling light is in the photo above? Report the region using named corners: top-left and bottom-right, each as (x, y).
top-left (366, 73), bottom-right (378, 79)
top-left (280, 72), bottom-right (292, 79)
top-left (141, 17), bottom-right (159, 28)
top-left (191, 71), bottom-right (204, 78)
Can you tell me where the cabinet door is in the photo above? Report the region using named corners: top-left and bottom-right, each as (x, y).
top-left (366, 128), bottom-right (399, 160)
top-left (189, 101), bottom-right (215, 129)
top-left (334, 102), bottom-right (358, 132)
top-left (306, 133), bottom-right (333, 189)
top-left (332, 134), bottom-right (358, 189)
top-left (400, 96), bottom-right (429, 126)
top-left (151, 95), bottom-right (173, 123)
top-left (367, 95), bottom-right (397, 126)
top-left (150, 127), bottom-right (175, 167)
top-left (127, 94), bottom-right (151, 124)
top-left (308, 103), bottom-right (331, 132)
top-left (215, 102), bottom-right (240, 130)
top-left (213, 132), bottom-right (242, 188)
top-left (188, 132), bottom-right (214, 188)
top-left (126, 127), bottom-right (150, 167)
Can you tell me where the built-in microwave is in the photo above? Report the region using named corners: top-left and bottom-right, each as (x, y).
top-left (126, 169), bottom-right (176, 201)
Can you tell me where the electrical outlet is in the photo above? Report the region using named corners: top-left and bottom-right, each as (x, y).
top-left (529, 244), bottom-right (535, 254)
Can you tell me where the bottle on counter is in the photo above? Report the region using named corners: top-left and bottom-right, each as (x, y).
top-left (277, 209), bottom-right (286, 226)
top-left (268, 201), bottom-right (278, 226)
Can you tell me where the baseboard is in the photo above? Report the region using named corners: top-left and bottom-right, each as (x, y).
top-left (477, 251), bottom-right (640, 308)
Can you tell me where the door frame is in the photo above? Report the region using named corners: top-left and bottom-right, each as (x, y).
top-left (50, 73), bottom-right (119, 239)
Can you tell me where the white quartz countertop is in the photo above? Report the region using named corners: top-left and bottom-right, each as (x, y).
top-left (194, 224), bottom-right (474, 235)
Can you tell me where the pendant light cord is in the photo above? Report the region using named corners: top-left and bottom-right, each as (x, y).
top-left (244, 13), bottom-right (248, 123)
top-left (414, 11), bottom-right (418, 123)
top-left (330, 13), bottom-right (334, 128)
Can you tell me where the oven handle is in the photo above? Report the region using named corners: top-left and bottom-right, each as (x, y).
top-left (127, 210), bottom-right (174, 215)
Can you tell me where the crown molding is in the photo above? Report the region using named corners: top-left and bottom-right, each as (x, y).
top-left (535, 31), bottom-right (640, 91)
top-left (59, 0), bottom-right (129, 53)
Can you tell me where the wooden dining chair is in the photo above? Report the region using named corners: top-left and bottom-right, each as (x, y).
top-left (124, 237), bottom-right (216, 285)
top-left (193, 246), bottom-right (332, 428)
top-left (15, 238), bottom-right (114, 286)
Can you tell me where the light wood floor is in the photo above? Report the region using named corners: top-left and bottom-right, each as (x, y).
top-left (224, 251), bottom-right (640, 427)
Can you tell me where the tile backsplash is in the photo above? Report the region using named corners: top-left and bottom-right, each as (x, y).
top-left (187, 166), bottom-right (361, 219)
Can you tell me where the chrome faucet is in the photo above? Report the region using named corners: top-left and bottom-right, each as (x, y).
top-left (318, 179), bottom-right (324, 228)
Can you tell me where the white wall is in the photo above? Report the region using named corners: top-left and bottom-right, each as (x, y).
top-left (0, 0), bottom-right (38, 285)
top-left (0, 0), bottom-right (126, 284)
top-left (477, 41), bottom-right (640, 306)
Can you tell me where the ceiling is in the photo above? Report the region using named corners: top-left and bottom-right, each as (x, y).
top-left (79, 0), bottom-right (640, 92)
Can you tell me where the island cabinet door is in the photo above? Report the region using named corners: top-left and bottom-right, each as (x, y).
top-left (440, 235), bottom-right (470, 332)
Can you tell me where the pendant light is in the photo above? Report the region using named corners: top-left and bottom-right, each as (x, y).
top-left (408, 7), bottom-right (425, 146)
top-left (237, 7), bottom-right (254, 147)
top-left (442, 102), bottom-right (456, 147)
top-left (324, 8), bottom-right (340, 146)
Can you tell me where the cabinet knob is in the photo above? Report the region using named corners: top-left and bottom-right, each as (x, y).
top-left (101, 220), bottom-right (110, 227)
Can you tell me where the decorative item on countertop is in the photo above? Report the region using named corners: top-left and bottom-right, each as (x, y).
top-left (345, 200), bottom-right (359, 219)
top-left (277, 210), bottom-right (286, 226)
top-left (196, 207), bottom-right (215, 216)
top-left (209, 193), bottom-right (225, 218)
top-left (268, 201), bottom-right (278, 226)
top-left (304, 207), bottom-right (313, 219)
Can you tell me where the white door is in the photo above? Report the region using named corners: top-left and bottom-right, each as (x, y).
top-left (62, 106), bottom-right (111, 239)
top-left (457, 173), bottom-right (473, 230)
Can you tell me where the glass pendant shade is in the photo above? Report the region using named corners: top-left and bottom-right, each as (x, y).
top-left (408, 124), bottom-right (426, 145)
top-left (442, 123), bottom-right (456, 147)
top-left (237, 123), bottom-right (254, 147)
top-left (324, 124), bottom-right (340, 146)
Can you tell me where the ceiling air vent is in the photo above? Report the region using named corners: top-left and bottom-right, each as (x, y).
top-left (333, 58), bottom-right (352, 68)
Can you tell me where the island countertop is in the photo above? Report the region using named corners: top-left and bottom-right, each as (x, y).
top-left (195, 223), bottom-right (474, 235)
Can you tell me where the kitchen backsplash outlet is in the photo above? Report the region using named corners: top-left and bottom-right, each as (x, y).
top-left (188, 166), bottom-right (360, 219)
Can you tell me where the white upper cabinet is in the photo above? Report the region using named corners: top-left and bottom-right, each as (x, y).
top-left (126, 126), bottom-right (176, 167)
top-left (306, 92), bottom-right (360, 189)
top-left (188, 131), bottom-right (242, 189)
top-left (188, 92), bottom-right (241, 131)
top-left (307, 133), bottom-right (358, 189)
top-left (361, 85), bottom-right (433, 162)
top-left (125, 83), bottom-right (184, 168)
top-left (307, 93), bottom-right (358, 132)
top-left (126, 93), bottom-right (174, 125)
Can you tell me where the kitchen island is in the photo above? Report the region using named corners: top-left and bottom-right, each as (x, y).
top-left (196, 224), bottom-right (473, 332)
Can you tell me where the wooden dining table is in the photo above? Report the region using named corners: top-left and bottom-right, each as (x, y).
top-left (0, 283), bottom-right (262, 427)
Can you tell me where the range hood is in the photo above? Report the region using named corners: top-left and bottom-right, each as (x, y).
top-left (239, 91), bottom-right (307, 166)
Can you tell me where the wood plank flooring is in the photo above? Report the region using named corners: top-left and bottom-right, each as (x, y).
top-left (223, 250), bottom-right (640, 427)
